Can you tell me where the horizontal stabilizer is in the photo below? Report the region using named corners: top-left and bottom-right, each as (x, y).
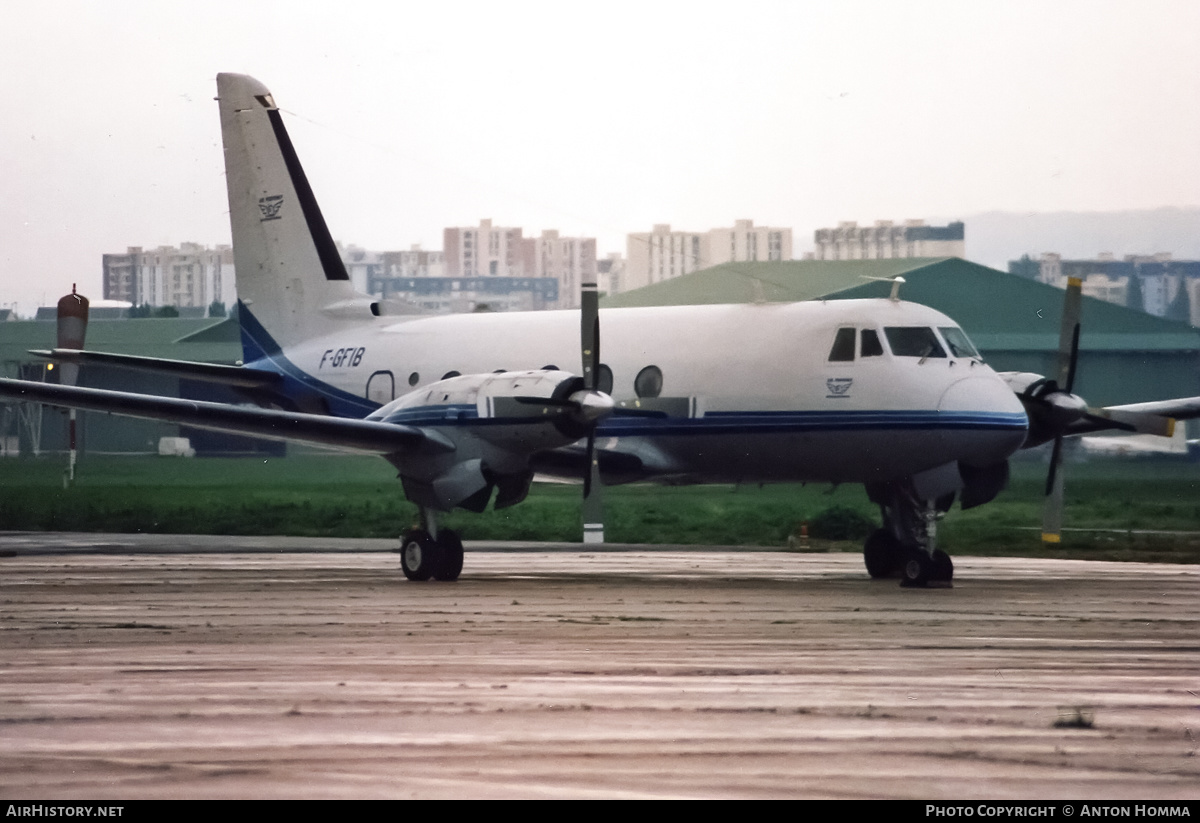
top-left (0, 378), bottom-right (451, 456)
top-left (29, 349), bottom-right (281, 390)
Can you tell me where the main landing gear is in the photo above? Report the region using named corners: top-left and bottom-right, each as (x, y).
top-left (400, 509), bottom-right (464, 582)
top-left (863, 481), bottom-right (954, 588)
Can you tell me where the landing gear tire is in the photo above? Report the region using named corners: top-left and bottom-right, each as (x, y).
top-left (899, 548), bottom-right (932, 588)
top-left (400, 529), bottom-right (437, 581)
top-left (432, 529), bottom-right (464, 582)
top-left (864, 529), bottom-right (902, 579)
top-left (931, 549), bottom-right (954, 584)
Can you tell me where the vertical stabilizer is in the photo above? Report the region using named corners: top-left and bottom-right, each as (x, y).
top-left (217, 73), bottom-right (373, 357)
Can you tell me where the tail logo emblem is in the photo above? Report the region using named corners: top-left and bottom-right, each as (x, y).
top-left (258, 195), bottom-right (284, 221)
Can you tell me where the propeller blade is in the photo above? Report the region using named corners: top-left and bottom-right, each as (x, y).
top-left (581, 281), bottom-right (599, 391)
top-left (583, 431), bottom-right (594, 498)
top-left (1084, 408), bottom-right (1175, 437)
top-left (579, 280), bottom-right (605, 543)
top-left (1057, 276), bottom-right (1083, 392)
top-left (1042, 436), bottom-right (1066, 543)
top-left (1044, 436), bottom-right (1062, 497)
top-left (1065, 323), bottom-right (1081, 395)
top-left (1038, 277), bottom-right (1083, 543)
top-left (582, 431), bottom-right (605, 544)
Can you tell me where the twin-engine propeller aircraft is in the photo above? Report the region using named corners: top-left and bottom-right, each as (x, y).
top-left (3, 73), bottom-right (1200, 586)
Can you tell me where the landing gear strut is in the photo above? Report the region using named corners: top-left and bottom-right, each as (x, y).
top-left (864, 481), bottom-right (954, 588)
top-left (400, 509), bottom-right (464, 582)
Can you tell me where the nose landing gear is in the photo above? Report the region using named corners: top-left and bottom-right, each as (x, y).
top-left (864, 481), bottom-right (954, 588)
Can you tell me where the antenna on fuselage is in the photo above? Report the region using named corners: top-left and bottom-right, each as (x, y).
top-left (861, 275), bottom-right (906, 302)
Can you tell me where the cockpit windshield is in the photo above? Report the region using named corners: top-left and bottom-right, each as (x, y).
top-left (938, 326), bottom-right (982, 359)
top-left (884, 327), bottom-right (946, 358)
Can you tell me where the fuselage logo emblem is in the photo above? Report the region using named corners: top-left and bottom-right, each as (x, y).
top-left (259, 195), bottom-right (284, 221)
top-left (826, 378), bottom-right (853, 399)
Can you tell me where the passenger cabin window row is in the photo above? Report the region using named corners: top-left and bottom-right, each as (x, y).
top-left (827, 326), bottom-right (980, 362)
top-left (406, 362), bottom-right (646, 398)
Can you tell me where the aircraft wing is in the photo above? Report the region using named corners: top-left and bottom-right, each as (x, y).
top-left (0, 378), bottom-right (451, 455)
top-left (29, 348), bottom-right (281, 390)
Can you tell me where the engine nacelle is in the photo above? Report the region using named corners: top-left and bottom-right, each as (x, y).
top-left (371, 369), bottom-right (614, 513)
top-left (371, 367), bottom-right (612, 453)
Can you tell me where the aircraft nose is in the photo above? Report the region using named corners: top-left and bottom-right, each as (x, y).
top-left (938, 375), bottom-right (1026, 417)
top-left (938, 375), bottom-right (1029, 462)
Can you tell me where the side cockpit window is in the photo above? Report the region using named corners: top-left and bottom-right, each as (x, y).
top-left (828, 327), bottom-right (856, 362)
top-left (939, 326), bottom-right (982, 359)
top-left (861, 329), bottom-right (884, 357)
top-left (885, 327), bottom-right (946, 358)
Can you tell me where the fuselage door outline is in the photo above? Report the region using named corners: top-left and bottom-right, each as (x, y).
top-left (367, 370), bottom-right (395, 405)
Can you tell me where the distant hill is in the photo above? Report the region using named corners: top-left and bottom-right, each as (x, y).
top-left (935, 207), bottom-right (1200, 270)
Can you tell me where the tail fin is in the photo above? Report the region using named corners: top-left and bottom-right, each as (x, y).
top-left (217, 74), bottom-right (376, 359)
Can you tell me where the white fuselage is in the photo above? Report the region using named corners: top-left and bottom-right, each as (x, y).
top-left (255, 298), bottom-right (1029, 485)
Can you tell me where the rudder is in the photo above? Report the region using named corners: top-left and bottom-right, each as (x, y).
top-left (217, 73), bottom-right (375, 357)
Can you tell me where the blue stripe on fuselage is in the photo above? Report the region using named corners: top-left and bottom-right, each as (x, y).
top-left (381, 405), bottom-right (1028, 437)
top-left (237, 302), bottom-right (378, 418)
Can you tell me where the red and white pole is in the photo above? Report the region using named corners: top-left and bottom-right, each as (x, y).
top-left (56, 285), bottom-right (89, 484)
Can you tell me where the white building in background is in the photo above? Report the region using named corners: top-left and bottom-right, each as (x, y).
top-left (1024, 253), bottom-right (1134, 308)
top-left (441, 220), bottom-right (599, 309)
top-left (625, 220), bottom-right (792, 293)
top-left (102, 243), bottom-right (234, 310)
top-left (625, 224), bottom-right (706, 292)
top-left (1080, 273), bottom-right (1129, 306)
top-left (340, 244), bottom-right (383, 296)
top-left (340, 244), bottom-right (447, 297)
top-left (707, 219), bottom-right (792, 266)
top-left (1141, 271), bottom-right (1178, 317)
top-left (598, 252), bottom-right (626, 297)
top-left (812, 220), bottom-right (965, 261)
top-left (528, 230), bottom-right (596, 309)
top-left (1022, 252), bottom-right (1200, 322)
top-left (444, 219), bottom-right (528, 278)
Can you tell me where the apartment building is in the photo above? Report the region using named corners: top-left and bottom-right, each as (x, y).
top-left (528, 230), bottom-right (596, 308)
top-left (625, 220), bottom-right (791, 293)
top-left (444, 219), bottom-right (530, 278)
top-left (813, 220), bottom-right (965, 261)
top-left (1014, 252), bottom-right (1200, 321)
top-left (102, 243), bottom-right (234, 310)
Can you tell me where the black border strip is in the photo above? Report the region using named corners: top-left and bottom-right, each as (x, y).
top-left (266, 109), bottom-right (350, 281)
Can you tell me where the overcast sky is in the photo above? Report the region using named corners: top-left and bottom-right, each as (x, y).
top-left (3, 0), bottom-right (1199, 315)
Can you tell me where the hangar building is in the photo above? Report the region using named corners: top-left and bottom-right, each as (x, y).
top-left (0, 315), bottom-right (280, 457)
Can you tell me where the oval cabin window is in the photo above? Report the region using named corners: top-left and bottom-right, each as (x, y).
top-left (634, 365), bottom-right (663, 398)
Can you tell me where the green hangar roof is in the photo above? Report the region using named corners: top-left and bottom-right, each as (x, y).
top-left (602, 257), bottom-right (1200, 354)
top-left (603, 258), bottom-right (941, 308)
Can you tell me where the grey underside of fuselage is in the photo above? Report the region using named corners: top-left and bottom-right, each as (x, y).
top-left (553, 427), bottom-right (1027, 486)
